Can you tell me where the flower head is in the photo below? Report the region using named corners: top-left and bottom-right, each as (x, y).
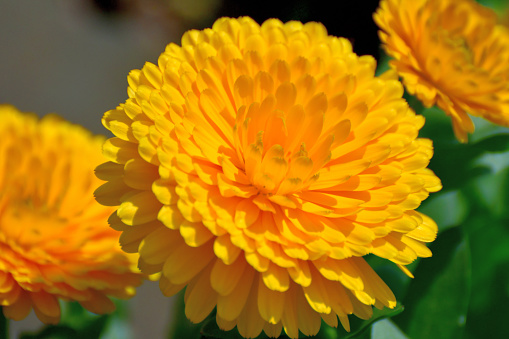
top-left (0, 105), bottom-right (142, 324)
top-left (374, 0), bottom-right (509, 142)
top-left (96, 17), bottom-right (441, 338)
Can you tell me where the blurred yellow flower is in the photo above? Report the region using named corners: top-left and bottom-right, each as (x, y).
top-left (96, 17), bottom-right (441, 338)
top-left (375, 0), bottom-right (509, 142)
top-left (0, 105), bottom-right (142, 324)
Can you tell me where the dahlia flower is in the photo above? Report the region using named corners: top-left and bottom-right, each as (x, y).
top-left (96, 17), bottom-right (441, 338)
top-left (374, 0), bottom-right (509, 142)
top-left (0, 105), bottom-right (142, 324)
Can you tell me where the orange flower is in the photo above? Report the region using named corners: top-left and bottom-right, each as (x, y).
top-left (375, 0), bottom-right (509, 142)
top-left (96, 17), bottom-right (441, 338)
top-left (0, 105), bottom-right (142, 324)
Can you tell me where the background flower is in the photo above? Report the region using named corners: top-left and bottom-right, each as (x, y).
top-left (0, 105), bottom-right (143, 324)
top-left (96, 17), bottom-right (441, 338)
top-left (374, 0), bottom-right (509, 142)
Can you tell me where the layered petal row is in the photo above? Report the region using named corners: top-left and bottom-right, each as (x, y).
top-left (375, 0), bottom-right (509, 142)
top-left (0, 105), bottom-right (143, 324)
top-left (96, 17), bottom-right (441, 338)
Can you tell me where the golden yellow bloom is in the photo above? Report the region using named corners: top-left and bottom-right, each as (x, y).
top-left (0, 105), bottom-right (142, 324)
top-left (374, 0), bottom-right (509, 142)
top-left (96, 17), bottom-right (441, 338)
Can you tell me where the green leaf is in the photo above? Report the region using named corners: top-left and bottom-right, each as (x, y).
top-left (418, 190), bottom-right (469, 233)
top-left (415, 108), bottom-right (501, 192)
top-left (19, 317), bottom-right (109, 339)
top-left (20, 326), bottom-right (78, 339)
top-left (167, 291), bottom-right (203, 339)
top-left (406, 93), bottom-right (429, 118)
top-left (425, 142), bottom-right (490, 192)
top-left (471, 133), bottom-right (509, 152)
top-left (317, 324), bottom-right (341, 339)
top-left (19, 302), bottom-right (111, 339)
top-left (371, 319), bottom-right (408, 339)
top-left (60, 301), bottom-right (109, 333)
top-left (200, 317), bottom-right (242, 339)
top-left (1, 310), bottom-right (8, 339)
top-left (394, 227), bottom-right (471, 339)
top-left (465, 166), bottom-right (509, 219)
top-left (475, 0), bottom-right (509, 12)
top-left (341, 303), bottom-right (404, 339)
top-left (364, 255), bottom-right (413, 301)
top-left (374, 50), bottom-right (391, 77)
top-left (18, 300), bottom-right (132, 339)
top-left (100, 300), bottom-right (133, 339)
top-left (199, 316), bottom-right (270, 339)
top-left (472, 150), bottom-right (509, 174)
top-left (467, 114), bottom-right (509, 143)
top-left (462, 212), bottom-right (509, 338)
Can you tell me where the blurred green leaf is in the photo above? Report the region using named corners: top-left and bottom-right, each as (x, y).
top-left (406, 93), bottom-right (429, 118)
top-left (471, 133), bottom-right (509, 152)
top-left (374, 50), bottom-right (391, 77)
top-left (1, 311), bottom-right (8, 339)
top-left (473, 151), bottom-right (509, 174)
top-left (318, 324), bottom-right (341, 339)
top-left (371, 319), bottom-right (408, 339)
top-left (60, 301), bottom-right (109, 332)
top-left (353, 79), bottom-right (509, 339)
top-left (465, 167), bottom-right (509, 219)
top-left (429, 148), bottom-right (490, 192)
top-left (394, 227), bottom-right (471, 339)
top-left (20, 314), bottom-right (109, 339)
top-left (200, 317), bottom-right (242, 339)
top-left (20, 326), bottom-right (78, 339)
top-left (19, 300), bottom-right (133, 339)
top-left (415, 108), bottom-right (491, 191)
top-left (462, 210), bottom-right (509, 338)
top-left (364, 256), bottom-right (413, 301)
top-left (100, 300), bottom-right (133, 339)
top-left (341, 304), bottom-right (404, 339)
top-left (168, 290), bottom-right (202, 339)
top-left (468, 114), bottom-right (509, 143)
top-left (476, 0), bottom-right (509, 12)
top-left (419, 131), bottom-right (509, 193)
top-left (200, 315), bottom-right (269, 339)
top-left (418, 190), bottom-right (469, 233)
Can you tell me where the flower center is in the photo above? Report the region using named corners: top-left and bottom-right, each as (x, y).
top-left (228, 69), bottom-right (345, 197)
top-left (0, 197), bottom-right (68, 248)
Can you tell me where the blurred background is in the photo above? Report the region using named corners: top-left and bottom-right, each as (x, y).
top-left (0, 0), bottom-right (380, 135)
top-left (2, 0), bottom-right (509, 338)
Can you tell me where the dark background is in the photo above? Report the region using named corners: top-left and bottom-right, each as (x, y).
top-left (91, 0), bottom-right (382, 58)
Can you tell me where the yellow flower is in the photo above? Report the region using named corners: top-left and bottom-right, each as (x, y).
top-left (374, 0), bottom-right (509, 142)
top-left (0, 105), bottom-right (143, 324)
top-left (96, 17), bottom-right (441, 338)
